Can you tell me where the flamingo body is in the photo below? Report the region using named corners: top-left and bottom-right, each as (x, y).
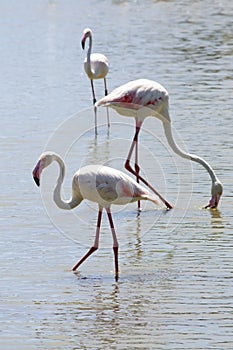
top-left (32, 152), bottom-right (158, 280)
top-left (75, 164), bottom-right (156, 207)
top-left (96, 79), bottom-right (223, 209)
top-left (83, 53), bottom-right (109, 80)
top-left (96, 79), bottom-right (170, 121)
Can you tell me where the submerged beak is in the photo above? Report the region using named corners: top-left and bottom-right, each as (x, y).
top-left (204, 193), bottom-right (221, 209)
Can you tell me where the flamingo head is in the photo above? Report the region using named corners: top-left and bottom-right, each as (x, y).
top-left (81, 28), bottom-right (92, 50)
top-left (32, 153), bottom-right (54, 187)
top-left (205, 180), bottom-right (223, 209)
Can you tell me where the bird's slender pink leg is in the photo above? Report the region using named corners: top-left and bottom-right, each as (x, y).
top-left (125, 121), bottom-right (173, 210)
top-left (90, 79), bottom-right (97, 105)
top-left (125, 121), bottom-right (143, 210)
top-left (104, 78), bottom-right (110, 129)
top-left (135, 121), bottom-right (141, 210)
top-left (90, 79), bottom-right (98, 135)
top-left (106, 208), bottom-right (119, 281)
top-left (104, 77), bottom-right (108, 97)
top-left (72, 207), bottom-right (103, 271)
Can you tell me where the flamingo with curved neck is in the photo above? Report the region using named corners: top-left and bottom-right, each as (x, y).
top-left (81, 28), bottom-right (110, 134)
top-left (32, 151), bottom-right (159, 280)
top-left (163, 121), bottom-right (223, 208)
top-left (96, 79), bottom-right (223, 209)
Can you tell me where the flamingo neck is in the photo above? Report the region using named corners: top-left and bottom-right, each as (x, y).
top-left (85, 34), bottom-right (93, 77)
top-left (53, 155), bottom-right (81, 210)
top-left (162, 121), bottom-right (218, 183)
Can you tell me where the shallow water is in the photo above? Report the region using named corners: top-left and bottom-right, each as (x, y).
top-left (1, 0), bottom-right (233, 349)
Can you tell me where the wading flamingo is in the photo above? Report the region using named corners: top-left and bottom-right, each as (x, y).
top-left (81, 28), bottom-right (110, 135)
top-left (32, 151), bottom-right (159, 281)
top-left (96, 79), bottom-right (223, 209)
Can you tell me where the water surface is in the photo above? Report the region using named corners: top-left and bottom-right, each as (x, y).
top-left (1, 0), bottom-right (233, 349)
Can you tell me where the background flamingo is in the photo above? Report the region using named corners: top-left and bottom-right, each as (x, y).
top-left (32, 151), bottom-right (159, 281)
top-left (96, 79), bottom-right (223, 209)
top-left (81, 28), bottom-right (110, 135)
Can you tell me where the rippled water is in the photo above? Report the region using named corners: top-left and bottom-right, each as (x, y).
top-left (1, 0), bottom-right (233, 349)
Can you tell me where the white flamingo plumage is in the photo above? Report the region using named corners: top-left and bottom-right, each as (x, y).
top-left (32, 151), bottom-right (159, 280)
top-left (81, 28), bottom-right (110, 135)
top-left (96, 79), bottom-right (223, 209)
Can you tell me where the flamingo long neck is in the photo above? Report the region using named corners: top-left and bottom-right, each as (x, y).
top-left (53, 155), bottom-right (81, 210)
top-left (85, 34), bottom-right (93, 77)
top-left (162, 121), bottom-right (218, 183)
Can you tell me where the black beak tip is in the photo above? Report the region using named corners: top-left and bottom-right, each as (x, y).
top-left (81, 41), bottom-right (85, 49)
top-left (33, 177), bottom-right (40, 187)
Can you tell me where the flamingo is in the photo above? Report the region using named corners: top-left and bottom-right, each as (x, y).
top-left (81, 28), bottom-right (110, 135)
top-left (96, 79), bottom-right (223, 209)
top-left (32, 151), bottom-right (159, 281)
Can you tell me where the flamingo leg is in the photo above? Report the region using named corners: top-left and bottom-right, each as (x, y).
top-left (124, 121), bottom-right (142, 210)
top-left (104, 78), bottom-right (110, 129)
top-left (90, 79), bottom-right (96, 104)
top-left (106, 208), bottom-right (119, 281)
top-left (90, 79), bottom-right (98, 136)
top-left (135, 121), bottom-right (141, 210)
top-left (125, 121), bottom-right (173, 210)
top-left (104, 77), bottom-right (108, 96)
top-left (72, 207), bottom-right (103, 271)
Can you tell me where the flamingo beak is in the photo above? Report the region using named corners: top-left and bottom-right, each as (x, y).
top-left (81, 39), bottom-right (85, 50)
top-left (204, 193), bottom-right (221, 209)
top-left (33, 176), bottom-right (40, 187)
top-left (32, 160), bottom-right (42, 187)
